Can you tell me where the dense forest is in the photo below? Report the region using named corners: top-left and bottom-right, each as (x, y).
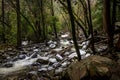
top-left (0, 0), bottom-right (120, 80)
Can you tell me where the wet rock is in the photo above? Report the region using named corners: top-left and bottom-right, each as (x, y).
top-left (18, 54), bottom-right (27, 59)
top-left (32, 62), bottom-right (40, 66)
top-left (47, 40), bottom-right (53, 45)
top-left (96, 45), bottom-right (107, 52)
top-left (1, 62), bottom-right (13, 68)
top-left (71, 47), bottom-right (76, 52)
top-left (64, 52), bottom-right (70, 56)
top-left (30, 52), bottom-right (39, 58)
top-left (2, 54), bottom-right (7, 60)
top-left (47, 40), bottom-right (57, 49)
top-left (81, 41), bottom-right (90, 50)
top-left (9, 52), bottom-right (16, 56)
top-left (20, 51), bottom-right (28, 54)
top-left (7, 48), bottom-right (13, 51)
top-left (53, 48), bottom-right (62, 52)
top-left (41, 47), bottom-right (50, 52)
top-left (61, 61), bottom-right (70, 68)
top-left (33, 49), bottom-right (39, 52)
top-left (49, 43), bottom-right (56, 49)
top-left (37, 57), bottom-right (49, 64)
top-left (79, 49), bottom-right (86, 55)
top-left (81, 53), bottom-right (91, 59)
top-left (69, 40), bottom-right (73, 44)
top-left (22, 41), bottom-right (28, 46)
top-left (38, 68), bottom-right (47, 72)
top-left (68, 52), bottom-right (77, 59)
top-left (61, 33), bottom-right (69, 38)
top-left (49, 58), bottom-right (57, 63)
top-left (52, 62), bottom-right (61, 68)
top-left (27, 47), bottom-right (32, 51)
top-left (6, 56), bottom-right (11, 60)
top-left (12, 54), bottom-right (27, 61)
top-left (27, 71), bottom-right (39, 80)
top-left (55, 67), bottom-right (63, 75)
top-left (56, 54), bottom-right (63, 61)
top-left (39, 56), bottom-right (49, 60)
top-left (60, 40), bottom-right (70, 46)
top-left (47, 66), bottom-right (54, 71)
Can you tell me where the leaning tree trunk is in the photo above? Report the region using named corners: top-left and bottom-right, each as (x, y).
top-left (16, 0), bottom-right (22, 48)
top-left (66, 0), bottom-right (81, 61)
top-left (87, 0), bottom-right (96, 54)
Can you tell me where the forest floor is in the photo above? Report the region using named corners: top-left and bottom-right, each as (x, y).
top-left (0, 32), bottom-right (120, 80)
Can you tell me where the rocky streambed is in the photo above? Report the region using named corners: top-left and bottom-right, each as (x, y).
top-left (0, 33), bottom-right (115, 80)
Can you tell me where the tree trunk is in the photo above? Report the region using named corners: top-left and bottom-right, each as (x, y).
top-left (58, 0), bottom-right (88, 38)
top-left (40, 0), bottom-right (46, 42)
top-left (103, 0), bottom-right (114, 49)
top-left (2, 0), bottom-right (6, 43)
top-left (112, 0), bottom-right (117, 27)
top-left (66, 0), bottom-right (81, 61)
top-left (34, 12), bottom-right (41, 42)
top-left (51, 0), bottom-right (58, 39)
top-left (40, 0), bottom-right (47, 45)
top-left (87, 0), bottom-right (96, 54)
top-left (79, 0), bottom-right (90, 36)
top-left (116, 34), bottom-right (120, 51)
top-left (16, 0), bottom-right (22, 48)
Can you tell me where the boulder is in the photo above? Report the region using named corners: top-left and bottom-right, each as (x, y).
top-left (61, 55), bottom-right (116, 80)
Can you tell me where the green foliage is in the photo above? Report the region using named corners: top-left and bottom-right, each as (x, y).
top-left (47, 16), bottom-right (62, 34)
top-left (92, 0), bottom-right (103, 30)
top-left (56, 22), bottom-right (62, 31)
top-left (0, 0), bottom-right (77, 44)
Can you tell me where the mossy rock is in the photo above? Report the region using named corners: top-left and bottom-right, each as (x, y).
top-left (61, 55), bottom-right (116, 80)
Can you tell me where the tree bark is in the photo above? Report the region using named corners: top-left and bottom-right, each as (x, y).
top-left (58, 0), bottom-right (88, 38)
top-left (87, 0), bottom-right (96, 54)
top-left (51, 0), bottom-right (58, 39)
top-left (66, 0), bottom-right (81, 61)
top-left (103, 0), bottom-right (114, 49)
top-left (40, 0), bottom-right (47, 45)
top-left (2, 0), bottom-right (6, 43)
top-left (116, 34), bottom-right (120, 51)
top-left (16, 0), bottom-right (22, 48)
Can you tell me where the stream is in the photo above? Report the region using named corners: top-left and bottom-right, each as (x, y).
top-left (0, 33), bottom-right (107, 80)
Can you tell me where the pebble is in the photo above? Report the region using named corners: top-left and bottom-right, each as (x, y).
top-left (38, 68), bottom-right (47, 72)
top-left (56, 54), bottom-right (63, 61)
top-left (64, 52), bottom-right (70, 56)
top-left (61, 61), bottom-right (70, 68)
top-left (47, 66), bottom-right (54, 71)
top-left (18, 54), bottom-right (26, 59)
top-left (52, 62), bottom-right (61, 68)
top-left (33, 49), bottom-right (39, 52)
top-left (55, 67), bottom-right (63, 74)
top-left (49, 58), bottom-right (57, 63)
top-left (49, 44), bottom-right (56, 49)
top-left (41, 65), bottom-right (49, 68)
top-left (68, 52), bottom-right (77, 59)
